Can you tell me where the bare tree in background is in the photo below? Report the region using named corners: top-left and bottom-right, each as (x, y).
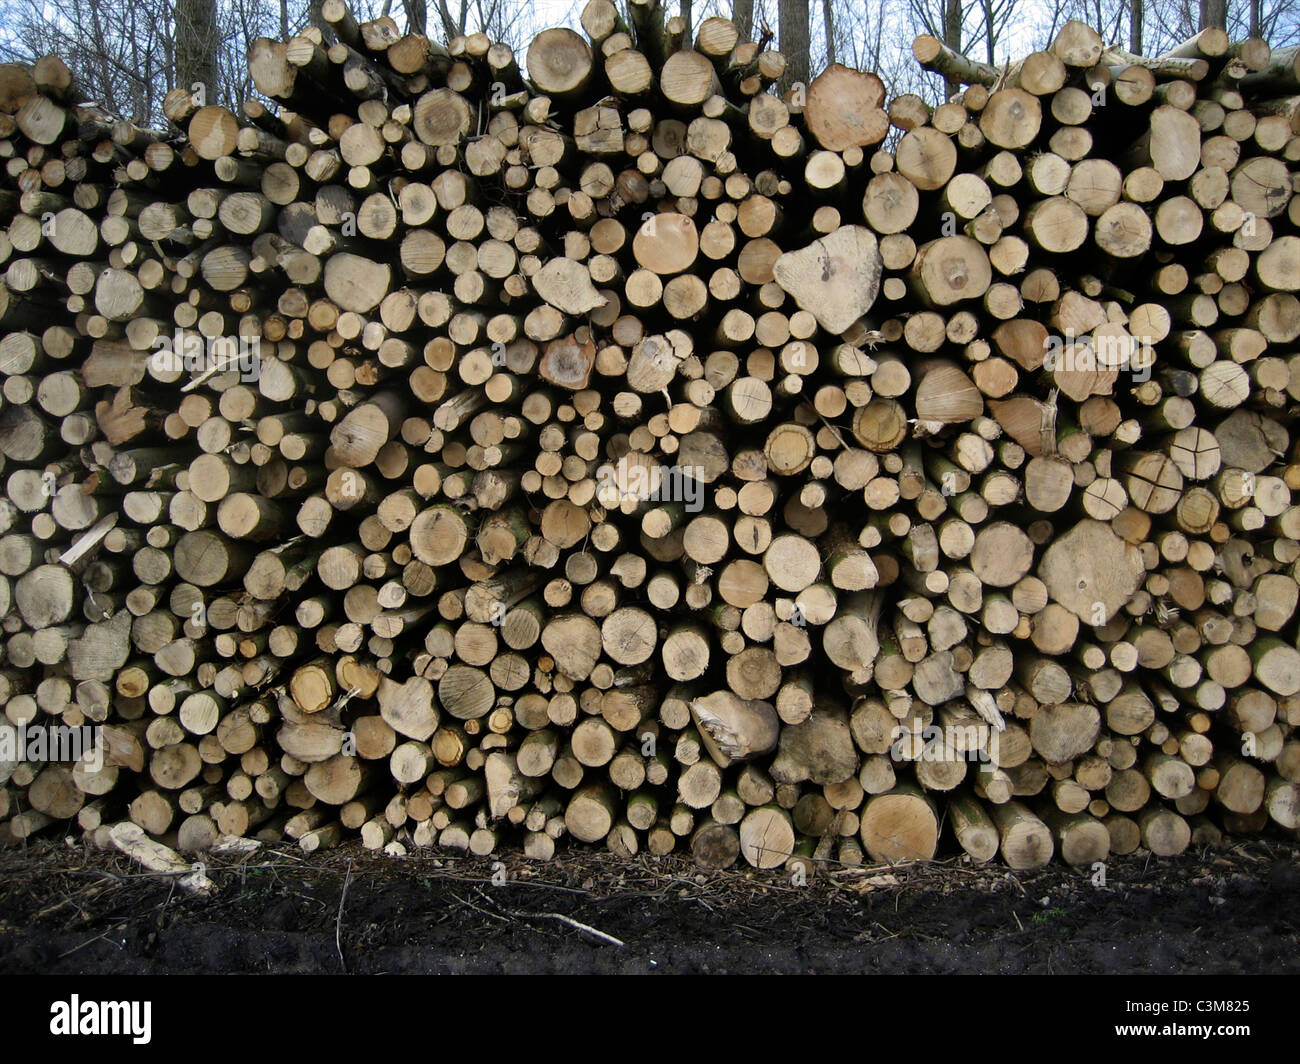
top-left (733, 0), bottom-right (755, 38)
top-left (2, 0), bottom-right (1297, 131)
top-left (0, 0), bottom-right (173, 119)
top-left (1038, 0), bottom-right (1296, 56)
top-left (0, 0), bottom-right (405, 120)
top-left (0, 0), bottom-right (553, 124)
top-left (429, 0), bottom-right (538, 46)
top-left (736, 0), bottom-right (1295, 72)
top-left (176, 0), bottom-right (221, 93)
top-left (829, 0), bottom-right (928, 97)
top-left (403, 0), bottom-right (428, 33)
top-left (779, 0), bottom-right (810, 89)
top-left (979, 0), bottom-right (1014, 61)
top-left (943, 0), bottom-right (962, 53)
top-left (1038, 0), bottom-right (1178, 54)
top-left (433, 0), bottom-right (470, 37)
top-left (1243, 0), bottom-right (1300, 43)
top-left (909, 0), bottom-right (967, 92)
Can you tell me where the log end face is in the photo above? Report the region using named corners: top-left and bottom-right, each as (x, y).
top-left (805, 64), bottom-right (889, 152)
top-left (773, 227), bottom-right (882, 335)
top-left (860, 791), bottom-right (939, 863)
top-left (1040, 518), bottom-right (1144, 624)
top-left (690, 691), bottom-right (780, 767)
top-left (526, 28), bottom-right (593, 96)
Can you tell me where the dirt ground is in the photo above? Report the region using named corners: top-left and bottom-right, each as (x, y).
top-left (0, 837), bottom-right (1296, 974)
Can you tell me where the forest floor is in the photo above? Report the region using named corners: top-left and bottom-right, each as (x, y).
top-left (0, 836), bottom-right (1296, 973)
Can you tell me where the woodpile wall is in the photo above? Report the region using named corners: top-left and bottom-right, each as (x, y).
top-left (0, 5), bottom-right (1299, 872)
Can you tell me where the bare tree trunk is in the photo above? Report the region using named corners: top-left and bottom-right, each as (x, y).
top-left (983, 0), bottom-right (994, 63)
top-left (143, 36), bottom-right (155, 120)
top-left (281, 0), bottom-right (289, 40)
top-left (779, 0), bottom-right (810, 91)
top-left (403, 0), bottom-right (428, 34)
top-left (822, 0), bottom-right (835, 66)
top-left (944, 0), bottom-right (962, 49)
top-left (943, 0), bottom-right (962, 93)
top-left (1249, 0), bottom-right (1261, 35)
top-left (130, 31), bottom-right (145, 122)
top-left (175, 0), bottom-right (219, 100)
top-left (435, 0), bottom-right (467, 40)
top-left (681, 0), bottom-right (693, 40)
top-left (1199, 0), bottom-right (1227, 30)
top-left (734, 0), bottom-right (754, 40)
top-left (1130, 0), bottom-right (1143, 53)
top-left (88, 0), bottom-right (122, 111)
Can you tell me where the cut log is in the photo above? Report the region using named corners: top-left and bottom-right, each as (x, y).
top-left (773, 227), bottom-right (882, 334)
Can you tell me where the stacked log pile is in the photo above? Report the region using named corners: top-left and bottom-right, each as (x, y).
top-left (0, 8), bottom-right (1299, 873)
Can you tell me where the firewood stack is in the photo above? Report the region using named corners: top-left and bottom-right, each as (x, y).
top-left (0, 6), bottom-right (1298, 873)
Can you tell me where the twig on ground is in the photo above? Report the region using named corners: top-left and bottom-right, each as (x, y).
top-left (525, 911), bottom-right (625, 947)
top-left (335, 861), bottom-right (352, 974)
top-left (471, 887), bottom-right (625, 947)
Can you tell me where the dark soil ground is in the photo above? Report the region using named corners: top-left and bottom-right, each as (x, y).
top-left (0, 837), bottom-right (1296, 974)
